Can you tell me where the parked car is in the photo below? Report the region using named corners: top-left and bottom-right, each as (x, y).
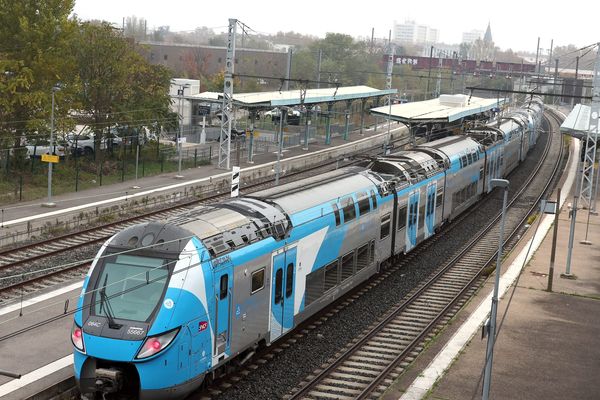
top-left (263, 108), bottom-right (301, 125)
top-left (25, 139), bottom-right (68, 158)
top-left (66, 126), bottom-right (123, 155)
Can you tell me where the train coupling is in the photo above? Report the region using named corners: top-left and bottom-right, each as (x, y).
top-left (94, 367), bottom-right (123, 393)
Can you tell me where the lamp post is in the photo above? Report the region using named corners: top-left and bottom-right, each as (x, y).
top-left (482, 178), bottom-right (509, 400)
top-left (175, 83), bottom-right (190, 179)
top-left (43, 84), bottom-right (61, 207)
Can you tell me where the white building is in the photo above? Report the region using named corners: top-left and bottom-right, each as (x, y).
top-left (462, 29), bottom-right (482, 44)
top-left (393, 20), bottom-right (439, 45)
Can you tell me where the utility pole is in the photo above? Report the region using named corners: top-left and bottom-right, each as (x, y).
top-left (385, 30), bottom-right (394, 152)
top-left (43, 85), bottom-right (60, 208)
top-left (316, 49), bottom-right (322, 89)
top-left (284, 48), bottom-right (293, 91)
top-left (554, 59), bottom-right (559, 106)
top-left (426, 46), bottom-right (434, 99)
top-left (436, 49), bottom-right (443, 98)
top-left (482, 178), bottom-right (510, 400)
top-left (578, 44), bottom-right (600, 210)
top-left (218, 18), bottom-right (237, 169)
top-left (535, 37), bottom-right (540, 74)
top-left (548, 39), bottom-right (554, 73)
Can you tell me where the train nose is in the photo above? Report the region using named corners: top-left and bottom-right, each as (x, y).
top-left (94, 367), bottom-right (124, 394)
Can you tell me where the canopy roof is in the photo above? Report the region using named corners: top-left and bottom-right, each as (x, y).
top-left (560, 104), bottom-right (598, 140)
top-left (370, 94), bottom-right (505, 123)
top-left (186, 86), bottom-right (397, 108)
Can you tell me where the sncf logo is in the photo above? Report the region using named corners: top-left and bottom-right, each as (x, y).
top-left (198, 321), bottom-right (208, 332)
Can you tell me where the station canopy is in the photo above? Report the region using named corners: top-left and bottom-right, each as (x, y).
top-left (187, 85), bottom-right (397, 108)
top-left (560, 104), bottom-right (597, 140)
top-left (370, 94), bottom-right (505, 124)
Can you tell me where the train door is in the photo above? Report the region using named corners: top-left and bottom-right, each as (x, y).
top-left (405, 191), bottom-right (419, 252)
top-left (269, 247), bottom-right (297, 343)
top-left (425, 182), bottom-right (437, 239)
top-left (213, 267), bottom-right (232, 361)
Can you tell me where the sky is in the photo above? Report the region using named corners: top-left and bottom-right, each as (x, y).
top-left (72, 0), bottom-right (597, 53)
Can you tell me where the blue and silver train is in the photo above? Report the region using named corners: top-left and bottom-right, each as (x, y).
top-left (72, 98), bottom-right (544, 399)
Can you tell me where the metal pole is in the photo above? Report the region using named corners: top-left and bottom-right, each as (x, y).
top-left (248, 112), bottom-right (255, 163)
top-left (303, 116), bottom-right (310, 150)
top-left (135, 136), bottom-right (140, 182)
top-left (176, 85), bottom-right (184, 179)
top-left (563, 163), bottom-right (582, 278)
top-left (285, 48), bottom-right (292, 91)
top-left (48, 88), bottom-right (54, 202)
top-left (547, 188), bottom-right (561, 292)
top-left (275, 108), bottom-right (285, 185)
top-left (591, 153), bottom-right (600, 214)
top-left (359, 98), bottom-right (366, 136)
top-left (482, 179), bottom-right (509, 400)
top-left (534, 37), bottom-right (540, 74)
top-left (316, 49), bottom-right (322, 89)
top-left (426, 46), bottom-right (434, 98)
top-left (325, 102), bottom-right (333, 145)
top-left (44, 87), bottom-right (57, 207)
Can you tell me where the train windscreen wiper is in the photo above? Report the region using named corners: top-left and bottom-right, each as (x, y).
top-left (99, 274), bottom-right (122, 330)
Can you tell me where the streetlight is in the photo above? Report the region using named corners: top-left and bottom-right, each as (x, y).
top-left (175, 83), bottom-right (190, 179)
top-left (482, 178), bottom-right (509, 400)
top-left (42, 84), bottom-right (61, 208)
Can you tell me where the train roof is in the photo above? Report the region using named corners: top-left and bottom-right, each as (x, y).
top-left (250, 166), bottom-right (378, 215)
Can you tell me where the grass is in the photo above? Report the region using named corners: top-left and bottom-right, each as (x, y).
top-left (0, 143), bottom-right (211, 206)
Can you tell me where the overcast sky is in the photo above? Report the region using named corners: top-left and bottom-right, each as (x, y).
top-left (72, 0), bottom-right (596, 53)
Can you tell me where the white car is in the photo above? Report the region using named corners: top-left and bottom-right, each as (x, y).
top-left (67, 126), bottom-right (123, 155)
top-left (25, 139), bottom-right (68, 158)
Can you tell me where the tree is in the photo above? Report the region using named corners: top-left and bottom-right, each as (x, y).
top-left (0, 0), bottom-right (78, 152)
top-left (73, 21), bottom-right (172, 159)
top-left (124, 15), bottom-right (147, 41)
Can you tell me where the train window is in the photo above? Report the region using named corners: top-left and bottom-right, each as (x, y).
top-left (461, 155), bottom-right (468, 167)
top-left (341, 196), bottom-right (356, 223)
top-left (305, 269), bottom-right (324, 306)
top-left (480, 167), bottom-right (484, 180)
top-left (285, 263), bottom-right (294, 298)
top-left (397, 205), bottom-right (407, 230)
top-left (251, 268), bottom-right (265, 294)
top-left (357, 192), bottom-right (370, 216)
top-left (356, 244), bottom-right (369, 272)
top-left (324, 261), bottom-right (338, 292)
top-left (341, 252), bottom-right (354, 282)
top-left (332, 203), bottom-right (341, 226)
top-left (380, 213), bottom-right (391, 239)
top-left (274, 269), bottom-right (283, 304)
top-left (418, 204), bottom-right (425, 228)
top-left (370, 241), bottom-right (375, 263)
top-left (220, 274), bottom-right (228, 300)
top-left (467, 153), bottom-right (473, 165)
top-left (370, 190), bottom-right (378, 209)
top-left (436, 192), bottom-right (443, 208)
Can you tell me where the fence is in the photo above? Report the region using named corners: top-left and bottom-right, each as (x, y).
top-left (0, 141), bottom-right (213, 205)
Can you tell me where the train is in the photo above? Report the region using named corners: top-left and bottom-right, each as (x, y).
top-left (72, 97), bottom-right (544, 399)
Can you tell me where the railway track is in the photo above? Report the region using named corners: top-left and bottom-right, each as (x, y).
top-left (286, 110), bottom-right (564, 400)
top-left (0, 138), bottom-right (410, 301)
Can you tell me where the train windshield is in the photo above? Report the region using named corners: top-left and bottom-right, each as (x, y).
top-left (93, 254), bottom-right (170, 323)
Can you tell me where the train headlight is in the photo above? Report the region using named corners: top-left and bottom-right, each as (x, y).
top-left (135, 328), bottom-right (179, 360)
top-left (71, 322), bottom-right (85, 353)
